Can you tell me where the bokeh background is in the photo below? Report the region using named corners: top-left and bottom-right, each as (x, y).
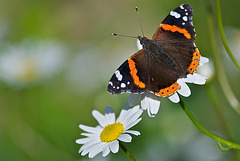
top-left (0, 0), bottom-right (239, 161)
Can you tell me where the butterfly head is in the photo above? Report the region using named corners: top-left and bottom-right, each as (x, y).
top-left (137, 36), bottom-right (150, 49)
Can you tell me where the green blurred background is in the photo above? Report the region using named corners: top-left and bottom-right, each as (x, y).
top-left (0, 0), bottom-right (239, 161)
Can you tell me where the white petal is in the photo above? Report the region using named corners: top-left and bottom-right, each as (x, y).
top-left (128, 108), bottom-right (143, 123)
top-left (149, 103), bottom-right (159, 117)
top-left (81, 142), bottom-right (102, 156)
top-left (141, 92), bottom-right (161, 117)
top-left (125, 130), bottom-right (140, 136)
top-left (183, 74), bottom-right (194, 83)
top-left (79, 124), bottom-right (102, 134)
top-left (118, 134), bottom-right (132, 142)
top-left (125, 118), bottom-right (142, 130)
top-left (117, 102), bottom-right (130, 123)
top-left (109, 140), bottom-right (119, 153)
top-left (80, 133), bottom-right (98, 137)
top-left (121, 105), bottom-right (140, 125)
top-left (92, 110), bottom-right (108, 127)
top-left (177, 79), bottom-right (191, 97)
top-left (78, 139), bottom-right (101, 153)
top-left (102, 144), bottom-right (110, 157)
top-left (105, 106), bottom-right (115, 124)
top-left (76, 138), bottom-right (92, 144)
top-left (137, 39), bottom-right (143, 50)
top-left (192, 73), bottom-right (208, 85)
top-left (117, 108), bottom-right (128, 123)
top-left (199, 56), bottom-right (209, 67)
top-left (88, 142), bottom-right (106, 158)
top-left (168, 92), bottom-right (180, 103)
top-left (124, 107), bottom-right (142, 128)
top-left (147, 106), bottom-right (152, 117)
top-left (140, 92), bottom-right (161, 110)
top-left (128, 94), bottom-right (140, 106)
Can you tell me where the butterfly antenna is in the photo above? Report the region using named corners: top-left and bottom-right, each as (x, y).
top-left (135, 6), bottom-right (144, 37)
top-left (112, 33), bottom-right (138, 39)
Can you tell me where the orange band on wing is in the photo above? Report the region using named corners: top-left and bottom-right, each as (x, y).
top-left (160, 24), bottom-right (191, 39)
top-left (192, 48), bottom-right (200, 60)
top-left (155, 82), bottom-right (181, 97)
top-left (128, 58), bottom-right (145, 88)
top-left (188, 48), bottom-right (201, 74)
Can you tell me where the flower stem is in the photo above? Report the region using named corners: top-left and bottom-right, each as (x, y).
top-left (216, 0), bottom-right (240, 69)
top-left (119, 142), bottom-right (136, 161)
top-left (205, 0), bottom-right (240, 114)
top-left (179, 98), bottom-right (240, 150)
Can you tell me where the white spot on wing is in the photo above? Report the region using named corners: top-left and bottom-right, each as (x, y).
top-left (127, 81), bottom-right (130, 85)
top-left (182, 22), bottom-right (185, 25)
top-left (115, 70), bottom-right (123, 81)
top-left (183, 16), bottom-right (188, 21)
top-left (170, 11), bottom-right (181, 19)
top-left (109, 81), bottom-right (113, 86)
top-left (121, 83), bottom-right (126, 88)
top-left (180, 5), bottom-right (184, 9)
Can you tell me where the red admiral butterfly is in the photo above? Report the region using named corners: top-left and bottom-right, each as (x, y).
top-left (108, 4), bottom-right (206, 100)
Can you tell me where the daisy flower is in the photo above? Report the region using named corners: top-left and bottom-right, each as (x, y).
top-left (131, 39), bottom-right (209, 117)
top-left (0, 40), bottom-right (66, 88)
top-left (76, 105), bottom-right (143, 158)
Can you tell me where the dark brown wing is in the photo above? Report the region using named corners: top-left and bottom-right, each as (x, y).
top-left (107, 49), bottom-right (148, 94)
top-left (147, 4), bottom-right (198, 96)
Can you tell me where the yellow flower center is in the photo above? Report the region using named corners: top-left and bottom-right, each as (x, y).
top-left (19, 59), bottom-right (38, 83)
top-left (100, 122), bottom-right (124, 143)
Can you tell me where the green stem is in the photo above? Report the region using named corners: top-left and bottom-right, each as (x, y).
top-left (179, 99), bottom-right (240, 150)
top-left (205, 0), bottom-right (240, 114)
top-left (206, 84), bottom-right (240, 160)
top-left (216, 0), bottom-right (240, 69)
top-left (119, 142), bottom-right (136, 161)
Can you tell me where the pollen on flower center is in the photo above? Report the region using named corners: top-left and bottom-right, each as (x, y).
top-left (100, 122), bottom-right (124, 143)
top-left (19, 59), bottom-right (38, 82)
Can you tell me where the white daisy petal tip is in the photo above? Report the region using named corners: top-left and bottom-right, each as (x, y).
top-left (105, 106), bottom-right (116, 124)
top-left (183, 74), bottom-right (195, 83)
top-left (118, 134), bottom-right (132, 142)
top-left (168, 92), bottom-right (180, 103)
top-left (177, 79), bottom-right (191, 97)
top-left (192, 73), bottom-right (208, 85)
top-left (125, 130), bottom-right (140, 136)
top-left (110, 140), bottom-right (119, 153)
top-left (92, 110), bottom-right (108, 127)
top-left (199, 56), bottom-right (209, 67)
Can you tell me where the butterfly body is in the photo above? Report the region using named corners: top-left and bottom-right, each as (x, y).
top-left (108, 4), bottom-right (201, 97)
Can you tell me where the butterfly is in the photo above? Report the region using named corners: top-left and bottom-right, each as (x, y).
top-left (108, 4), bottom-right (205, 98)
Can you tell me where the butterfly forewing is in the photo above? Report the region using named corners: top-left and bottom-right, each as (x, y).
top-left (152, 4), bottom-right (195, 41)
top-left (108, 49), bottom-right (148, 94)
